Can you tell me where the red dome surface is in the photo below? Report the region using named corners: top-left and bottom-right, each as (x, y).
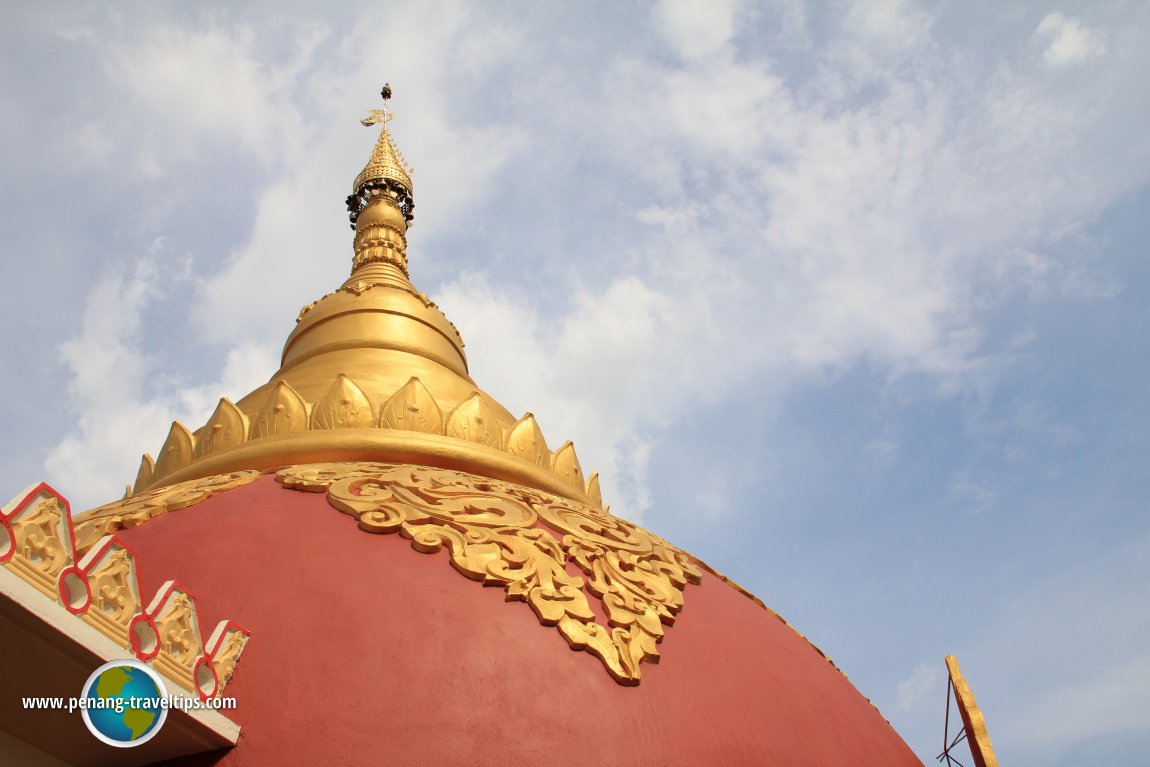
top-left (115, 475), bottom-right (921, 766)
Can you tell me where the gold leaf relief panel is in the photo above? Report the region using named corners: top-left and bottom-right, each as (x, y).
top-left (312, 374), bottom-right (374, 430)
top-left (73, 471), bottom-right (261, 553)
top-left (276, 462), bottom-right (700, 684)
top-left (251, 381), bottom-right (309, 440)
top-left (445, 393), bottom-right (501, 448)
top-left (379, 377), bottom-right (443, 434)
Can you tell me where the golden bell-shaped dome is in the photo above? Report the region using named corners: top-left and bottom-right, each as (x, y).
top-left (129, 88), bottom-right (599, 509)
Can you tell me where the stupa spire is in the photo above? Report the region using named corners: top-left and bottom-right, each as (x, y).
top-left (347, 83), bottom-right (414, 229)
top-left (345, 84), bottom-right (416, 282)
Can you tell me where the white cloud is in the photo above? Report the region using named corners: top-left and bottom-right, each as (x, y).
top-left (843, 0), bottom-right (934, 52)
top-left (44, 252), bottom-right (277, 511)
top-left (100, 21), bottom-right (325, 169)
top-left (1035, 13), bottom-right (1107, 68)
top-left (946, 472), bottom-right (999, 514)
top-left (1009, 655), bottom-right (1150, 749)
top-left (437, 273), bottom-right (707, 521)
top-left (896, 661), bottom-right (943, 711)
top-left (652, 0), bottom-right (741, 60)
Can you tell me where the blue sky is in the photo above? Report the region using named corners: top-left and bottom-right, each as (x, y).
top-left (2, 2), bottom-right (1147, 764)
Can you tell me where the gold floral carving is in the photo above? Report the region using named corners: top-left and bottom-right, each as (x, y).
top-left (73, 471), bottom-right (261, 553)
top-left (90, 549), bottom-right (136, 620)
top-left (585, 472), bottom-right (603, 509)
top-left (78, 539), bottom-right (143, 644)
top-left (4, 492), bottom-right (72, 598)
top-left (150, 587), bottom-right (206, 690)
top-left (251, 381), bottom-right (309, 439)
top-left (446, 393), bottom-right (500, 448)
top-left (194, 398), bottom-right (248, 459)
top-left (207, 624), bottom-right (250, 693)
top-left (507, 414), bottom-right (550, 468)
top-left (552, 441), bottom-right (585, 492)
top-left (154, 421), bottom-right (194, 480)
top-left (276, 462), bottom-right (701, 684)
top-left (135, 454), bottom-right (156, 494)
top-left (312, 374), bottom-right (374, 429)
top-left (380, 377), bottom-right (443, 434)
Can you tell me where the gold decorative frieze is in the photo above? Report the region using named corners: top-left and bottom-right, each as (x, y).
top-left (76, 537), bottom-right (144, 645)
top-left (147, 582), bottom-right (208, 692)
top-left (276, 462), bottom-right (701, 685)
top-left (1, 484), bottom-right (76, 599)
top-left (133, 372), bottom-right (601, 506)
top-left (295, 281), bottom-right (446, 323)
top-left (205, 621), bottom-right (250, 696)
top-left (74, 471), bottom-right (261, 553)
top-left (0, 484), bottom-right (249, 699)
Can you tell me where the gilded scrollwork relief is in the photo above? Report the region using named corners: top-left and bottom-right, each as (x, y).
top-left (73, 471), bottom-right (261, 553)
top-left (276, 462), bottom-right (701, 684)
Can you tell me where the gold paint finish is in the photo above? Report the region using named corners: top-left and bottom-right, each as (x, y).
top-left (150, 587), bottom-right (206, 691)
top-left (446, 392), bottom-right (502, 448)
top-left (311, 374), bottom-right (374, 430)
top-left (140, 430), bottom-right (597, 507)
top-left (276, 462), bottom-right (702, 685)
top-left (380, 377), bottom-right (444, 434)
top-left (79, 541), bottom-right (141, 645)
top-left (585, 472), bottom-right (603, 509)
top-left (125, 94), bottom-right (605, 517)
top-left (250, 381), bottom-right (308, 439)
top-left (4, 493), bottom-right (71, 599)
top-left (946, 655), bottom-right (999, 767)
top-left (154, 422), bottom-right (194, 480)
top-left (135, 454), bottom-right (156, 494)
top-left (208, 626), bottom-right (249, 692)
top-left (507, 414), bottom-right (550, 468)
top-left (352, 200), bottom-right (409, 275)
top-left (552, 441), bottom-right (585, 492)
top-left (354, 112), bottom-right (413, 202)
top-left (194, 399), bottom-right (248, 460)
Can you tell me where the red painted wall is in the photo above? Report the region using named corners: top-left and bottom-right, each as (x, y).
top-left (119, 476), bottom-right (922, 766)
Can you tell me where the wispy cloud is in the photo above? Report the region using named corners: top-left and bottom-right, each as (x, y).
top-left (897, 661), bottom-right (944, 711)
top-left (1035, 12), bottom-right (1107, 68)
